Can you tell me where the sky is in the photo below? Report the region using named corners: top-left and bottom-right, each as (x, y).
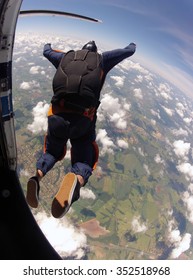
top-left (16, 0), bottom-right (193, 98)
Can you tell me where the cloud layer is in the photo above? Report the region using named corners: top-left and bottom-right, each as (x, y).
top-left (35, 212), bottom-right (87, 259)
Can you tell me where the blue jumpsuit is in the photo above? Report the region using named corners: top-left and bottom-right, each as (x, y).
top-left (36, 43), bottom-right (136, 184)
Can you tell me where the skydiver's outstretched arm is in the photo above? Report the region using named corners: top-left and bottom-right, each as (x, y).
top-left (43, 44), bottom-right (65, 68)
top-left (102, 43), bottom-right (136, 73)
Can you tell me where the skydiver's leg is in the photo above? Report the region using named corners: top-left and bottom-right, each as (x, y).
top-left (70, 128), bottom-right (97, 186)
top-left (26, 115), bottom-right (69, 208)
top-left (69, 116), bottom-right (98, 187)
top-left (51, 122), bottom-right (98, 218)
top-left (36, 114), bottom-right (69, 176)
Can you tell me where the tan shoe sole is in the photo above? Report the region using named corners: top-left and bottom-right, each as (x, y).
top-left (51, 173), bottom-right (77, 218)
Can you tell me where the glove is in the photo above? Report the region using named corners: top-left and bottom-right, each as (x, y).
top-left (43, 43), bottom-right (52, 53)
top-left (45, 43), bottom-right (51, 47)
top-left (129, 42), bottom-right (136, 47)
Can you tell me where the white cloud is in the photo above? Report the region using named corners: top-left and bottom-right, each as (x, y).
top-left (154, 154), bottom-right (165, 165)
top-left (173, 139), bottom-right (193, 225)
top-left (150, 119), bottom-right (156, 126)
top-left (145, 74), bottom-right (153, 83)
top-left (172, 128), bottom-right (189, 137)
top-left (99, 93), bottom-right (121, 115)
top-left (175, 102), bottom-right (185, 118)
top-left (168, 228), bottom-right (181, 245)
top-left (167, 219), bottom-right (191, 259)
top-left (99, 93), bottom-right (128, 129)
top-left (24, 46), bottom-right (32, 52)
top-left (150, 109), bottom-right (161, 119)
top-left (35, 212), bottom-right (87, 259)
top-left (80, 188), bottom-right (96, 200)
top-left (111, 75), bottom-right (125, 88)
top-left (135, 75), bottom-right (143, 83)
top-left (131, 216), bottom-right (147, 233)
top-left (109, 112), bottom-right (127, 129)
top-left (117, 138), bottom-right (129, 149)
top-left (161, 105), bottom-right (173, 116)
top-left (176, 108), bottom-right (184, 118)
top-left (15, 56), bottom-right (26, 63)
top-left (27, 101), bottom-right (49, 134)
top-left (20, 80), bottom-right (40, 90)
top-left (176, 102), bottom-right (185, 111)
top-left (96, 129), bottom-right (115, 156)
top-left (182, 191), bottom-right (193, 223)
top-left (170, 233), bottom-right (191, 259)
top-left (20, 81), bottom-right (31, 90)
top-left (123, 101), bottom-right (131, 111)
top-left (96, 110), bottom-right (105, 122)
top-left (29, 65), bottom-right (42, 74)
top-left (177, 162), bottom-right (193, 181)
top-left (158, 83), bottom-right (172, 100)
top-left (173, 140), bottom-right (190, 159)
top-left (120, 60), bottom-right (149, 76)
top-left (134, 88), bottom-right (143, 99)
top-left (160, 91), bottom-right (171, 100)
top-left (183, 117), bottom-right (192, 125)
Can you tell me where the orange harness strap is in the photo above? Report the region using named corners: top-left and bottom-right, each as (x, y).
top-left (47, 104), bottom-right (96, 121)
top-left (92, 141), bottom-right (99, 170)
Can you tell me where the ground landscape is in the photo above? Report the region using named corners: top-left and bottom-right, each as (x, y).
top-left (13, 33), bottom-right (193, 259)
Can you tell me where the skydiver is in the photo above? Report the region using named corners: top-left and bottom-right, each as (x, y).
top-left (26, 40), bottom-right (136, 218)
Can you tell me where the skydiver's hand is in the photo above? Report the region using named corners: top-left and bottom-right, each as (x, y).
top-left (44, 43), bottom-right (51, 48)
top-left (129, 42), bottom-right (136, 47)
top-left (127, 42), bottom-right (136, 52)
top-left (125, 42), bottom-right (136, 51)
top-left (43, 43), bottom-right (52, 54)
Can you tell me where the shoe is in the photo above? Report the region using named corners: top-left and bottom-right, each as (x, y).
top-left (51, 172), bottom-right (80, 218)
top-left (26, 176), bottom-right (40, 208)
